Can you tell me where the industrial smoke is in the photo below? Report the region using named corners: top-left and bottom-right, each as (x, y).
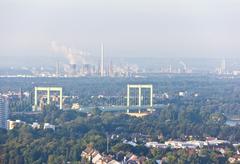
top-left (51, 41), bottom-right (87, 65)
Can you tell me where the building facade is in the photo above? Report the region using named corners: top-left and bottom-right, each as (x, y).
top-left (0, 96), bottom-right (8, 129)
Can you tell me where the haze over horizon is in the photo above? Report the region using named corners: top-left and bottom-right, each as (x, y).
top-left (0, 0), bottom-right (240, 66)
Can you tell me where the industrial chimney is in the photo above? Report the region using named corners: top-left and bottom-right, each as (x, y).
top-left (100, 43), bottom-right (104, 77)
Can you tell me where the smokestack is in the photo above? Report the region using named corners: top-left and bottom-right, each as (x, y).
top-left (56, 61), bottom-right (60, 77)
top-left (100, 43), bottom-right (104, 77)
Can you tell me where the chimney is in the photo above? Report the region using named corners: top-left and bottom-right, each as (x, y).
top-left (100, 43), bottom-right (104, 77)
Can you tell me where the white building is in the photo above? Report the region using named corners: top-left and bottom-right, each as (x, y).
top-left (179, 91), bottom-right (187, 97)
top-left (43, 123), bottom-right (55, 131)
top-left (145, 142), bottom-right (169, 149)
top-left (123, 140), bottom-right (138, 147)
top-left (206, 138), bottom-right (230, 146)
top-left (32, 122), bottom-right (41, 129)
top-left (164, 140), bottom-right (202, 149)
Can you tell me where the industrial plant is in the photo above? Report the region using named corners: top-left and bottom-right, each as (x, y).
top-left (48, 41), bottom-right (138, 78)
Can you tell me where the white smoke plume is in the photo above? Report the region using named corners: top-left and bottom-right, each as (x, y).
top-left (51, 41), bottom-right (88, 65)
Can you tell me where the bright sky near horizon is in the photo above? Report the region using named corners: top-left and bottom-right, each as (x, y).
top-left (0, 0), bottom-right (240, 66)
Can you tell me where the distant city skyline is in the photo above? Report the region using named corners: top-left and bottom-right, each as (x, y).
top-left (1, 0), bottom-right (240, 67)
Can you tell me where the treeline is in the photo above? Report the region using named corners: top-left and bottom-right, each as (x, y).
top-left (1, 103), bottom-right (240, 163)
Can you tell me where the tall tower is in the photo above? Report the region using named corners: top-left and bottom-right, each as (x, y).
top-left (100, 43), bottom-right (104, 77)
top-left (221, 59), bottom-right (226, 74)
top-left (0, 96), bottom-right (8, 129)
top-left (56, 61), bottom-right (60, 77)
top-left (169, 64), bottom-right (172, 73)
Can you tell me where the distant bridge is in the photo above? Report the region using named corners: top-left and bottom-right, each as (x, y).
top-left (32, 84), bottom-right (160, 113)
top-left (11, 104), bottom-right (167, 116)
top-left (79, 104), bottom-right (167, 112)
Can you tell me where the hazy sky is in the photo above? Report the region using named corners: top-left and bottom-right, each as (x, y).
top-left (0, 0), bottom-right (240, 66)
